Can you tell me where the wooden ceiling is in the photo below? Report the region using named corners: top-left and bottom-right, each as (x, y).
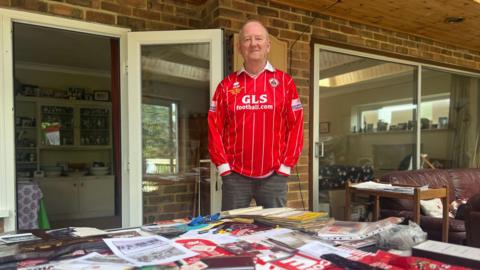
top-left (271, 0), bottom-right (480, 52)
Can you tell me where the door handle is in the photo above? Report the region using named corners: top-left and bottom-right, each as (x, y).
top-left (321, 142), bottom-right (324, 158)
top-left (315, 142), bottom-right (325, 158)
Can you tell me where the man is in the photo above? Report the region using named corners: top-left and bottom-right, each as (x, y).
top-left (208, 20), bottom-right (304, 210)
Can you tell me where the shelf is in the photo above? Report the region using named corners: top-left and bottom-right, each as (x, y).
top-left (16, 95), bottom-right (111, 107)
top-left (39, 145), bottom-right (111, 150)
top-left (15, 126), bottom-right (36, 130)
top-left (17, 147), bottom-right (37, 150)
top-left (349, 128), bottom-right (452, 136)
top-left (16, 161), bottom-right (37, 164)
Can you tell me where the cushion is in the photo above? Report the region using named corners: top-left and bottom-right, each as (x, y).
top-left (420, 198), bottom-right (443, 218)
top-left (450, 198), bottom-right (468, 219)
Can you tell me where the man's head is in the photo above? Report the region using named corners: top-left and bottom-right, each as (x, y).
top-left (238, 20), bottom-right (271, 65)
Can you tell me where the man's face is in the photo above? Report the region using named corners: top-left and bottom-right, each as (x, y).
top-left (238, 22), bottom-right (271, 64)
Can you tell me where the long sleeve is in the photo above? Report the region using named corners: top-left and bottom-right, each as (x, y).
top-left (208, 82), bottom-right (231, 175)
top-left (280, 77), bottom-right (304, 172)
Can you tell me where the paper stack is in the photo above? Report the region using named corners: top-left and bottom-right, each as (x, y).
top-left (225, 207), bottom-right (331, 232)
top-left (316, 216), bottom-right (403, 240)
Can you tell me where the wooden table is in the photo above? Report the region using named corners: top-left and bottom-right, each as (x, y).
top-left (344, 181), bottom-right (449, 242)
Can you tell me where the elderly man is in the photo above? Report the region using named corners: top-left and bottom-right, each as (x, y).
top-left (208, 19), bottom-right (304, 210)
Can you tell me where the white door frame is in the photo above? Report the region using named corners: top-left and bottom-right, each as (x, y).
top-left (126, 29), bottom-right (223, 226)
top-left (0, 8), bottom-right (129, 231)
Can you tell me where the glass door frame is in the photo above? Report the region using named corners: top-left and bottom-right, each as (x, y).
top-left (0, 8), bottom-right (129, 231)
top-left (126, 29), bottom-right (223, 227)
top-left (312, 44), bottom-right (480, 211)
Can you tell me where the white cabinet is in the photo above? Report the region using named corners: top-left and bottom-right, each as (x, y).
top-left (37, 175), bottom-right (114, 220)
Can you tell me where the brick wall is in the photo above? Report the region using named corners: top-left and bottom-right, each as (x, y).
top-left (2, 0), bottom-right (480, 212)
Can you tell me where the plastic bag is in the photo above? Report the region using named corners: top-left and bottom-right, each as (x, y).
top-left (375, 220), bottom-right (427, 250)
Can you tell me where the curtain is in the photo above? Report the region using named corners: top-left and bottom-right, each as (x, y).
top-left (448, 75), bottom-right (471, 168)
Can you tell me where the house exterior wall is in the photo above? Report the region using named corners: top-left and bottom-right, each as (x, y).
top-left (1, 0), bottom-right (479, 216)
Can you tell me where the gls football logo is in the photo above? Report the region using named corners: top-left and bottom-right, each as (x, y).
top-left (241, 94), bottom-right (267, 104)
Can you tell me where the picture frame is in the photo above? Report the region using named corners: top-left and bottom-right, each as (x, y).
top-left (319, 121), bottom-right (330, 134)
top-left (94, 91), bottom-right (110, 101)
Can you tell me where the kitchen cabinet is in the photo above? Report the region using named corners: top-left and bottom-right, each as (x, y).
top-left (37, 175), bottom-right (114, 220)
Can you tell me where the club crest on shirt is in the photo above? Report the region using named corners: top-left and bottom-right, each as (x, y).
top-left (269, 78), bottom-right (279, 87)
top-left (228, 81), bottom-right (242, 95)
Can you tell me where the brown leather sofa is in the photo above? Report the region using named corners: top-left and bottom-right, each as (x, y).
top-left (379, 169), bottom-right (480, 245)
top-left (465, 193), bottom-right (480, 247)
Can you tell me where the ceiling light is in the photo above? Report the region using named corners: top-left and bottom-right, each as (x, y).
top-left (444, 16), bottom-right (465, 24)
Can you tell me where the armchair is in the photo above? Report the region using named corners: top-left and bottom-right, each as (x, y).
top-left (465, 193), bottom-right (480, 247)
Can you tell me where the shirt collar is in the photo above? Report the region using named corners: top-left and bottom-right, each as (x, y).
top-left (237, 61), bottom-right (275, 77)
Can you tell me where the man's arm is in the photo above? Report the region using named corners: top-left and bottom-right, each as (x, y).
top-left (208, 83), bottom-right (231, 176)
top-left (278, 77), bottom-right (304, 176)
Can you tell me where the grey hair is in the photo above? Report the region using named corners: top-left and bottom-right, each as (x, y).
top-left (238, 19), bottom-right (270, 40)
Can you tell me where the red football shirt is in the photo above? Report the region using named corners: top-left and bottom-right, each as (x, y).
top-left (208, 62), bottom-right (304, 177)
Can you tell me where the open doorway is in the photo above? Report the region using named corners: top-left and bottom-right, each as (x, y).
top-left (13, 23), bottom-right (121, 229)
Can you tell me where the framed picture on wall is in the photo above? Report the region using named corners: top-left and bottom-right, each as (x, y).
top-left (320, 122), bottom-right (330, 134)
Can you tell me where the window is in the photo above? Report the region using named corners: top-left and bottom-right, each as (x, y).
top-left (357, 96), bottom-right (450, 132)
top-left (142, 98), bottom-right (178, 175)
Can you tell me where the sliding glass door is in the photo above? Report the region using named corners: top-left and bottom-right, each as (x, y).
top-left (127, 30), bottom-right (223, 226)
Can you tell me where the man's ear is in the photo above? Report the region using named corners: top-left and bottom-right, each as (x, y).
top-left (266, 38), bottom-right (271, 53)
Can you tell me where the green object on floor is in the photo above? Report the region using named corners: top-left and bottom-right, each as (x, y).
top-left (38, 199), bottom-right (50, 229)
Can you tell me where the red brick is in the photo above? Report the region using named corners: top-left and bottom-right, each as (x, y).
top-left (232, 0), bottom-right (255, 13)
top-left (373, 33), bottom-right (388, 42)
top-left (148, 0), bottom-right (174, 12)
top-left (66, 0), bottom-right (91, 7)
top-left (322, 20), bottom-right (338, 31)
top-left (271, 18), bottom-right (288, 29)
top-left (279, 11), bottom-right (300, 21)
top-left (86, 10), bottom-right (115, 24)
top-left (280, 29), bottom-right (309, 42)
top-left (269, 1), bottom-right (291, 11)
top-left (92, 0), bottom-right (102, 9)
top-left (265, 27), bottom-right (279, 36)
top-left (0, 0), bottom-right (9, 6)
top-left (380, 42), bottom-right (395, 52)
top-left (49, 4), bottom-right (83, 19)
top-left (133, 8), bottom-right (160, 20)
top-left (117, 16), bottom-right (145, 30)
top-left (292, 23), bottom-right (311, 33)
top-left (11, 0), bottom-right (47, 12)
top-left (395, 46), bottom-right (408, 54)
top-left (365, 39), bottom-right (379, 48)
top-left (161, 13), bottom-right (188, 26)
top-left (102, 1), bottom-right (131, 15)
top-left (118, 0), bottom-right (146, 8)
top-left (340, 25), bottom-right (357, 35)
top-left (176, 6), bottom-right (197, 17)
top-left (348, 35), bottom-right (364, 46)
top-left (328, 32), bottom-right (347, 43)
top-left (257, 6), bottom-right (278, 17)
top-left (312, 26), bottom-right (328, 38)
top-left (359, 30), bottom-right (373, 39)
top-left (188, 18), bottom-right (202, 28)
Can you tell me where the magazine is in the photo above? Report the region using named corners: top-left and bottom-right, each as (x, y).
top-left (266, 231), bottom-right (318, 249)
top-left (316, 217), bottom-right (403, 240)
top-left (0, 233), bottom-right (41, 244)
top-left (229, 207), bottom-right (330, 231)
top-left (103, 235), bottom-right (197, 267)
top-left (352, 181), bottom-right (428, 194)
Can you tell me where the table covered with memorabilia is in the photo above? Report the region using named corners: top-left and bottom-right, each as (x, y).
top-left (0, 206), bottom-right (477, 270)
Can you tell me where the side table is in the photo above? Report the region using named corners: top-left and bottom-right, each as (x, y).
top-left (344, 181), bottom-right (449, 242)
